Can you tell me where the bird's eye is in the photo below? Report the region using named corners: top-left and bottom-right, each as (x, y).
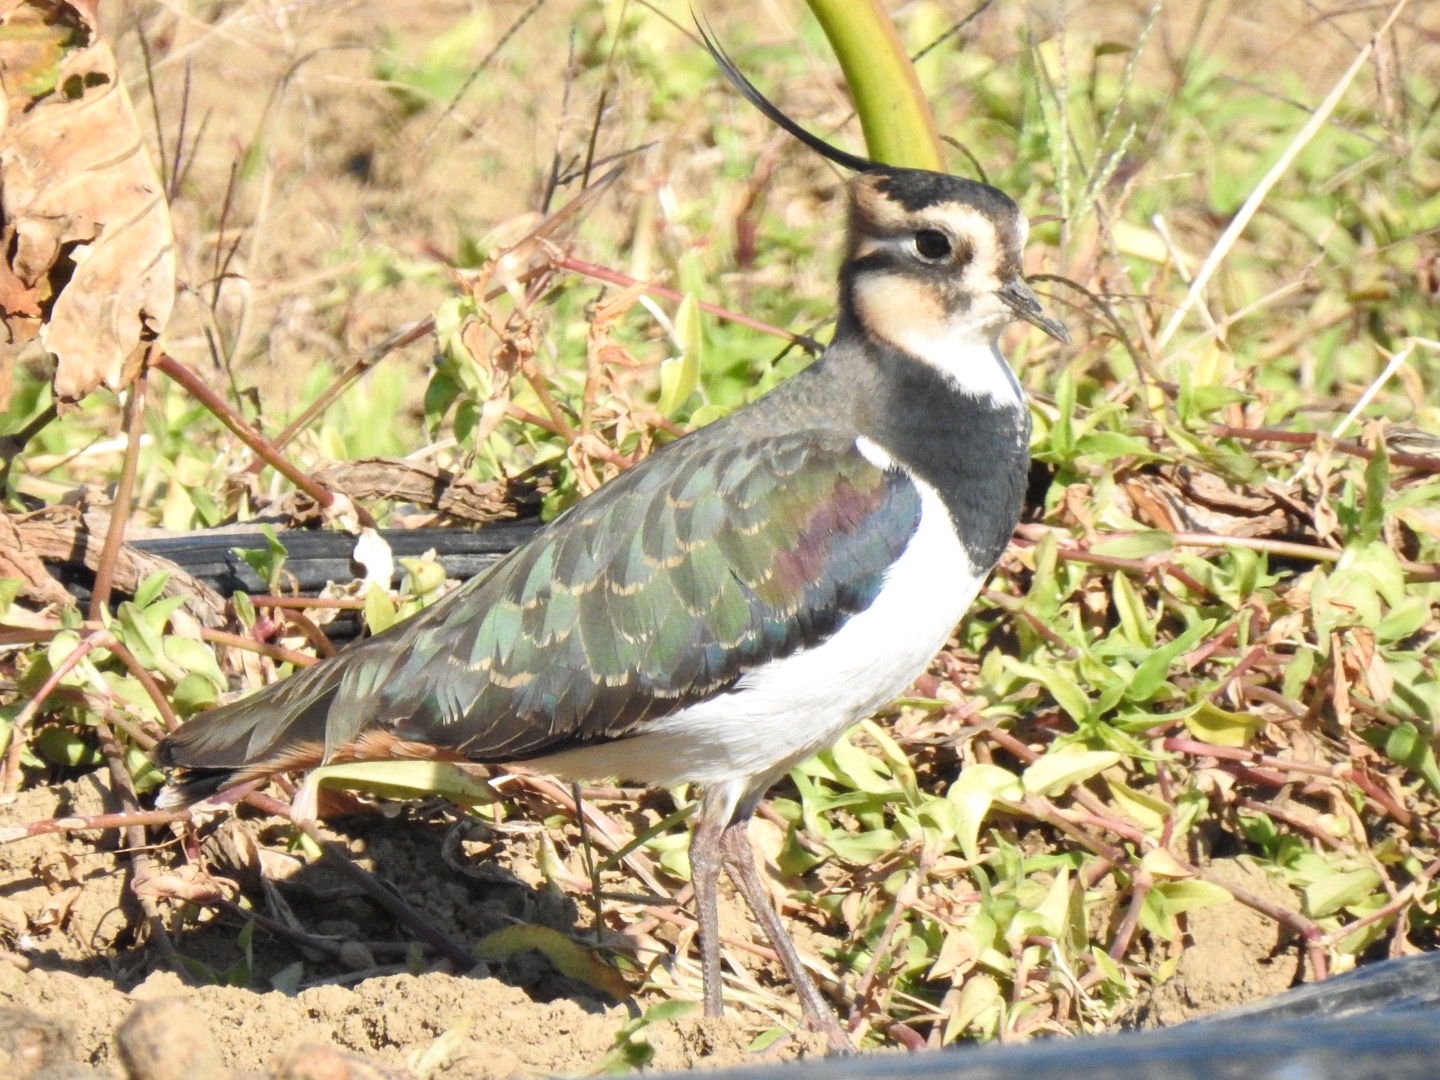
top-left (914, 229), bottom-right (952, 260)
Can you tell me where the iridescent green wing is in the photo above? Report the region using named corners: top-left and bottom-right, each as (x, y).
top-left (319, 429), bottom-right (921, 759)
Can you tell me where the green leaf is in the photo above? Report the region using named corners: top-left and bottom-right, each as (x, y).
top-left (1050, 367), bottom-right (1077, 457)
top-left (1090, 531), bottom-right (1176, 559)
top-left (476, 924), bottom-right (631, 1000)
top-left (309, 761), bottom-right (497, 808)
top-left (947, 764), bottom-right (1023, 861)
top-left (1111, 572), bottom-right (1155, 648)
top-left (163, 636), bottom-right (226, 691)
top-left (232, 591), bottom-right (256, 631)
top-left (1375, 596), bottom-right (1431, 642)
top-left (117, 602), bottom-right (184, 682)
top-left (1379, 722), bottom-right (1440, 797)
top-left (132, 570), bottom-right (172, 609)
top-left (1004, 659), bottom-right (1090, 722)
top-left (171, 672), bottom-right (219, 717)
top-left (34, 726), bottom-right (101, 768)
top-left (657, 294), bottom-right (702, 418)
top-left (1105, 778), bottom-right (1169, 833)
top-left (399, 556), bottom-right (447, 597)
top-left (824, 829), bottom-right (900, 864)
top-left (807, 0), bottom-right (943, 169)
top-left (127, 744), bottom-right (166, 793)
top-left (1022, 749), bottom-right (1121, 797)
top-left (1357, 442), bottom-right (1389, 544)
top-left (1128, 618), bottom-right (1215, 701)
top-left (942, 973), bottom-right (1002, 1044)
top-left (1182, 700), bottom-right (1266, 748)
top-left (364, 582), bottom-right (398, 635)
top-left (1154, 879), bottom-right (1233, 914)
top-left (232, 525), bottom-right (288, 593)
top-left (1304, 867), bottom-right (1382, 918)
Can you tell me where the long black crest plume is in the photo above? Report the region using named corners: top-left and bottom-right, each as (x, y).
top-left (694, 14), bottom-right (879, 175)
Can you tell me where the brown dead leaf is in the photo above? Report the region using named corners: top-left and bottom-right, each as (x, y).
top-left (131, 863), bottom-right (237, 905)
top-left (31, 851), bottom-right (82, 933)
top-left (0, 1), bottom-right (174, 405)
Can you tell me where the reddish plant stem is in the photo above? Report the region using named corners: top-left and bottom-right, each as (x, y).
top-left (1179, 619), bottom-right (1240, 669)
top-left (97, 719), bottom-right (177, 963)
top-left (91, 366), bottom-right (148, 622)
top-left (248, 595), bottom-right (365, 610)
top-left (1211, 644), bottom-right (1270, 703)
top-left (152, 352), bottom-right (376, 529)
top-left (988, 727), bottom-right (1331, 976)
top-left (0, 629), bottom-right (60, 647)
top-left (846, 871), bottom-right (921, 1033)
top-left (1236, 797), bottom-right (1348, 851)
top-left (264, 319), bottom-right (436, 458)
top-left (198, 627), bottom-right (317, 668)
top-left (106, 637), bottom-right (180, 734)
top-left (1107, 870), bottom-right (1153, 962)
top-left (277, 609), bottom-right (337, 659)
top-left (1212, 424), bottom-right (1440, 474)
top-left (98, 703), bottom-right (160, 752)
top-left (1163, 736), bottom-right (1351, 784)
top-left (0, 804), bottom-right (191, 843)
top-left (1319, 855), bottom-right (1440, 948)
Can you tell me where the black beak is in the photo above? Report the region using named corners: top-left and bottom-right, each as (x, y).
top-left (997, 280), bottom-right (1070, 345)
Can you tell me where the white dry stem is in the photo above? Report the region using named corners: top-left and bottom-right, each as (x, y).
top-left (1154, 0), bottom-right (1413, 354)
top-left (1328, 337), bottom-right (1440, 442)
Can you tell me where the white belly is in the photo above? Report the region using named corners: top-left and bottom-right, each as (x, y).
top-left (527, 465), bottom-right (983, 818)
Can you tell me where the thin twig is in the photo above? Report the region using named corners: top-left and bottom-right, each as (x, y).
top-left (198, 627), bottom-right (318, 669)
top-left (151, 352), bottom-right (378, 526)
top-left (90, 366), bottom-right (148, 621)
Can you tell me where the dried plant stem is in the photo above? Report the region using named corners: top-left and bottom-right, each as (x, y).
top-left (90, 367), bottom-right (148, 622)
top-left (152, 352), bottom-right (376, 527)
top-left (198, 627), bottom-right (318, 668)
top-left (1328, 338), bottom-right (1438, 441)
top-left (1211, 424), bottom-right (1440, 473)
top-left (0, 805), bottom-right (191, 844)
top-left (292, 817), bottom-right (481, 971)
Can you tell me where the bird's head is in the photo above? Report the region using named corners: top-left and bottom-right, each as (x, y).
top-left (842, 168), bottom-right (1070, 352)
top-left (696, 17), bottom-right (1069, 355)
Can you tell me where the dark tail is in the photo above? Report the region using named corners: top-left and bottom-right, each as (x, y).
top-left (153, 657), bottom-right (351, 809)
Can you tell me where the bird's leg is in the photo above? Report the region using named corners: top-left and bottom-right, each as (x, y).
top-left (688, 812), bottom-right (727, 1017)
top-left (719, 816), bottom-right (856, 1053)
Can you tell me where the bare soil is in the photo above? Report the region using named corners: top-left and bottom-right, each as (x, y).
top-left (0, 771), bottom-right (1294, 1078)
top-left (0, 773), bottom-right (837, 1077)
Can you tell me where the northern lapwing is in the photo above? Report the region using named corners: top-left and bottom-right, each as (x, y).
top-left (156, 23), bottom-right (1068, 1051)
